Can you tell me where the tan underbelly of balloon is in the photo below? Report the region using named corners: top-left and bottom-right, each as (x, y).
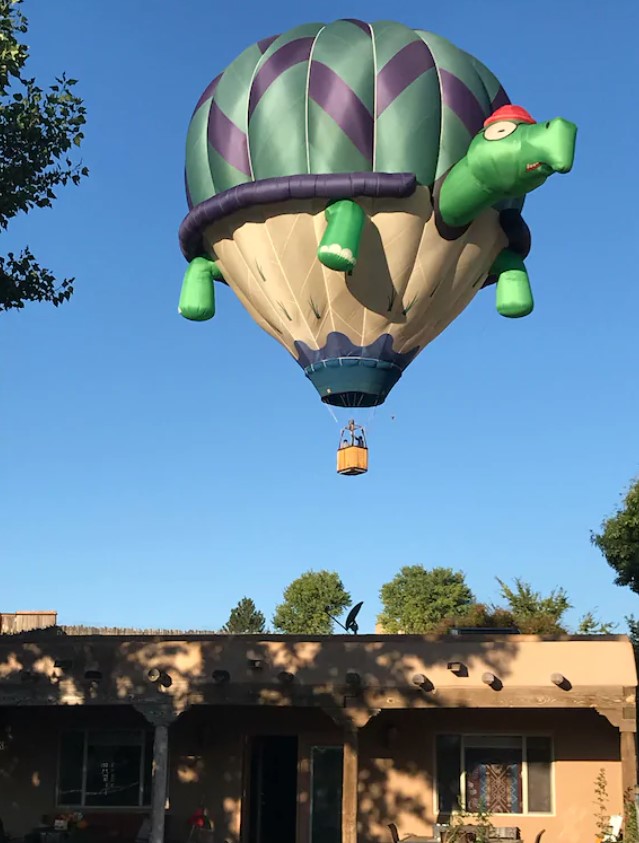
top-left (203, 186), bottom-right (508, 362)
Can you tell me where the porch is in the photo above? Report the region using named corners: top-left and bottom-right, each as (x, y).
top-left (0, 632), bottom-right (636, 843)
top-left (0, 702), bottom-right (632, 843)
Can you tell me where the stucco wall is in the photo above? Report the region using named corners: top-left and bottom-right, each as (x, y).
top-left (358, 708), bottom-right (622, 843)
top-left (0, 704), bottom-right (626, 843)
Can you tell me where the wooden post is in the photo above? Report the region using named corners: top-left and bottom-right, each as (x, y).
top-left (342, 722), bottom-right (358, 843)
top-left (150, 720), bottom-right (170, 843)
top-left (135, 704), bottom-right (181, 843)
top-left (621, 729), bottom-right (638, 796)
top-left (321, 705), bottom-right (379, 843)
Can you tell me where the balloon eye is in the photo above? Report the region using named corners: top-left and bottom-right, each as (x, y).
top-left (484, 120), bottom-right (518, 141)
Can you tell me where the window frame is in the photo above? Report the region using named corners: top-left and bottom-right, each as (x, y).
top-left (433, 732), bottom-right (555, 817)
top-left (56, 728), bottom-right (154, 809)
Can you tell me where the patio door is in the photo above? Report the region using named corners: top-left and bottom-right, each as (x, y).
top-left (248, 736), bottom-right (298, 843)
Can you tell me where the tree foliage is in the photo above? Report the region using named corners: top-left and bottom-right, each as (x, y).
top-left (496, 577), bottom-right (571, 634)
top-left (222, 597), bottom-right (266, 634)
top-left (430, 603), bottom-right (519, 636)
top-left (0, 0), bottom-right (87, 312)
top-left (576, 610), bottom-right (616, 635)
top-left (272, 570), bottom-right (351, 635)
top-left (378, 565), bottom-right (474, 634)
top-left (592, 478), bottom-right (639, 596)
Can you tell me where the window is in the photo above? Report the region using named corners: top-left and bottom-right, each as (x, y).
top-left (435, 735), bottom-right (552, 815)
top-left (310, 746), bottom-right (343, 843)
top-left (58, 730), bottom-right (154, 807)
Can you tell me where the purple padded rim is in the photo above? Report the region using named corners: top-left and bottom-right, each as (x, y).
top-left (178, 172), bottom-right (417, 261)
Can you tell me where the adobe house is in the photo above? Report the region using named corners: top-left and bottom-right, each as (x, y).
top-left (0, 625), bottom-right (636, 843)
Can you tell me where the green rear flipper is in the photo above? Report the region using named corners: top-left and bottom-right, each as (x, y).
top-left (178, 256), bottom-right (223, 321)
top-left (491, 249), bottom-right (534, 318)
top-left (318, 200), bottom-right (365, 273)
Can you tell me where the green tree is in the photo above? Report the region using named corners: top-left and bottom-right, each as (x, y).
top-left (592, 478), bottom-right (639, 596)
top-left (378, 566), bottom-right (474, 634)
top-left (222, 597), bottom-right (266, 634)
top-left (0, 0), bottom-right (87, 312)
top-left (272, 570), bottom-right (351, 634)
top-left (576, 610), bottom-right (616, 635)
top-left (430, 603), bottom-right (518, 636)
top-left (497, 577), bottom-right (571, 634)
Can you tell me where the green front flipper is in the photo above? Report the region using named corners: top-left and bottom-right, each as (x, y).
top-left (178, 256), bottom-right (223, 321)
top-left (491, 249), bottom-right (534, 318)
top-left (318, 200), bottom-right (365, 273)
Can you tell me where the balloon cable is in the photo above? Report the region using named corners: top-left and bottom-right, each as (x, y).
top-left (324, 403), bottom-right (339, 425)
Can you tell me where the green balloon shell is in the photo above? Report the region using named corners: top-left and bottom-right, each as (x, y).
top-left (184, 19), bottom-right (514, 210)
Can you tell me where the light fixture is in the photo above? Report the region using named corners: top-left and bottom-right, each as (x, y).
top-left (249, 658), bottom-right (265, 670)
top-left (551, 672), bottom-right (571, 690)
top-left (481, 672), bottom-right (496, 686)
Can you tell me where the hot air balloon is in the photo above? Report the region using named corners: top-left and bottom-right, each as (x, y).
top-left (178, 20), bottom-right (576, 415)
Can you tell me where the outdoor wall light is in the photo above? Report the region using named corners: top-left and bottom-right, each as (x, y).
top-left (277, 671), bottom-right (295, 684)
top-left (212, 670), bottom-right (231, 684)
top-left (551, 672), bottom-right (571, 690)
top-left (447, 661), bottom-right (467, 676)
top-left (148, 668), bottom-right (161, 683)
top-left (248, 658), bottom-right (265, 670)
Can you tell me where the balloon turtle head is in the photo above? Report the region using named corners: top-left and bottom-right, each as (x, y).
top-left (439, 104), bottom-right (577, 228)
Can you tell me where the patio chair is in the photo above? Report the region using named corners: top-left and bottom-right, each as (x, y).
top-left (603, 815), bottom-right (622, 842)
top-left (388, 823), bottom-right (436, 843)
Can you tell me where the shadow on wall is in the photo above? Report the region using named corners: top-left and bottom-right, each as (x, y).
top-left (0, 628), bottom-right (524, 841)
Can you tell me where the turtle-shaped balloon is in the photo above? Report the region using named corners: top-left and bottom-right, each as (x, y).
top-left (178, 20), bottom-right (576, 407)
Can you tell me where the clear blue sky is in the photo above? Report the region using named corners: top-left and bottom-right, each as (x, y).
top-left (2, 1), bottom-right (638, 633)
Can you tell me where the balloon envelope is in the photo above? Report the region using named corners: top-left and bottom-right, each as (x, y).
top-left (180, 20), bottom-right (520, 407)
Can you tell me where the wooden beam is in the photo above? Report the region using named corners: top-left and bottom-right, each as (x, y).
top-left (621, 730), bottom-right (638, 796)
top-left (0, 682), bottom-right (630, 716)
top-left (342, 722), bottom-right (358, 843)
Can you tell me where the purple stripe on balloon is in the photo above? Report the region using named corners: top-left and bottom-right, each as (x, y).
top-left (440, 69), bottom-right (486, 136)
top-left (193, 74), bottom-right (221, 114)
top-left (257, 33), bottom-right (279, 54)
top-left (376, 40), bottom-right (435, 116)
top-left (308, 61), bottom-right (374, 162)
top-left (248, 37), bottom-right (315, 118)
top-left (490, 84), bottom-right (510, 112)
top-left (341, 18), bottom-right (371, 35)
top-left (207, 99), bottom-right (251, 176)
top-left (178, 172), bottom-right (417, 260)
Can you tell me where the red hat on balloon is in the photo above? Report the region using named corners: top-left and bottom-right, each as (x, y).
top-left (484, 105), bottom-right (535, 127)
